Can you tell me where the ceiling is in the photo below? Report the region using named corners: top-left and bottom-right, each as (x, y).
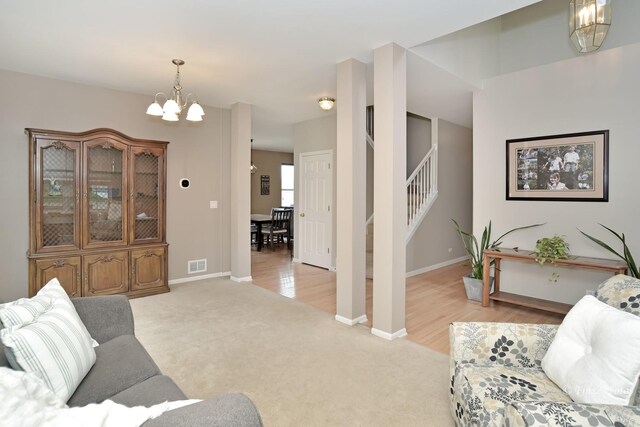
top-left (0, 0), bottom-right (539, 152)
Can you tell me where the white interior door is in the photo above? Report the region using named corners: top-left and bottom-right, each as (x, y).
top-left (299, 150), bottom-right (332, 269)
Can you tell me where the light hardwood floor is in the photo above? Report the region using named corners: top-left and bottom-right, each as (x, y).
top-left (250, 247), bottom-right (564, 354)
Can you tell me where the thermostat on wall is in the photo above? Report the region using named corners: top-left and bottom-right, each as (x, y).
top-left (179, 178), bottom-right (190, 189)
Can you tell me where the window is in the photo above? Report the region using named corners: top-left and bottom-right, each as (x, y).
top-left (281, 164), bottom-right (294, 207)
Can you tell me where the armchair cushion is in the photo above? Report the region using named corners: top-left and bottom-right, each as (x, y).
top-left (596, 274), bottom-right (640, 317)
top-left (505, 401), bottom-right (640, 427)
top-left (449, 322), bottom-right (559, 379)
top-left (541, 295), bottom-right (640, 405)
top-left (452, 363), bottom-right (570, 426)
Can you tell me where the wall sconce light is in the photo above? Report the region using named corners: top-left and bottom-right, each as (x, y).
top-left (318, 97), bottom-right (335, 111)
top-left (250, 162), bottom-right (258, 174)
top-left (569, 0), bottom-right (611, 53)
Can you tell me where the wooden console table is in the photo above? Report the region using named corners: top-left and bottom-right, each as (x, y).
top-left (482, 248), bottom-right (627, 314)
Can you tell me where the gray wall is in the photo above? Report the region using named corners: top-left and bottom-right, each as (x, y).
top-left (292, 114), bottom-right (337, 266)
top-left (407, 113), bottom-right (432, 177)
top-left (473, 41), bottom-right (640, 304)
top-left (0, 70), bottom-right (231, 301)
top-left (406, 119), bottom-right (472, 274)
top-left (250, 149), bottom-right (294, 215)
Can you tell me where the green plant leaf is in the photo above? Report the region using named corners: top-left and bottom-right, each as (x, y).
top-left (578, 224), bottom-right (639, 279)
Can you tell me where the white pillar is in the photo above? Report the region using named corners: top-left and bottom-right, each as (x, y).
top-left (336, 58), bottom-right (367, 325)
top-left (372, 43), bottom-right (407, 340)
top-left (230, 102), bottom-right (252, 281)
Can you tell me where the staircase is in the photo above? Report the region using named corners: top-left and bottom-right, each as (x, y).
top-left (365, 129), bottom-right (438, 243)
top-left (406, 144), bottom-right (438, 242)
top-left (365, 118), bottom-right (438, 278)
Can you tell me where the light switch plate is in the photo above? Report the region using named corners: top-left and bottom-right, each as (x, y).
top-left (210, 200), bottom-right (218, 209)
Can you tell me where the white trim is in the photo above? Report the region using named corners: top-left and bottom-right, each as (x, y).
top-left (169, 271), bottom-right (231, 285)
top-left (335, 314), bottom-right (367, 326)
top-left (291, 257), bottom-right (301, 263)
top-left (230, 275), bottom-right (253, 282)
top-left (371, 328), bottom-right (407, 341)
top-left (406, 256), bottom-right (467, 278)
top-left (328, 265), bottom-right (336, 272)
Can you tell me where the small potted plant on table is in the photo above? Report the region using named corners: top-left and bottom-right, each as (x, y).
top-left (534, 234), bottom-right (571, 282)
top-left (452, 219), bottom-right (544, 301)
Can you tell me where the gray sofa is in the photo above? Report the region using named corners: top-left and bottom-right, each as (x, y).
top-left (1, 295), bottom-right (263, 427)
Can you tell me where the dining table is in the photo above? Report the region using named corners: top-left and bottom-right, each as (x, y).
top-left (250, 214), bottom-right (272, 251)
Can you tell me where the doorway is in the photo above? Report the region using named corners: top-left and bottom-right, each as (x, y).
top-left (298, 150), bottom-right (333, 269)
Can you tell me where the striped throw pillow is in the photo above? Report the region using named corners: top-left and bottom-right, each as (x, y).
top-left (0, 278), bottom-right (96, 402)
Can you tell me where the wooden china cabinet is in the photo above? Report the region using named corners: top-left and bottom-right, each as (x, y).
top-left (26, 128), bottom-right (169, 298)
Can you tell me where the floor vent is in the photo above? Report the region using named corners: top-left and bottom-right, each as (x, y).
top-left (188, 259), bottom-right (207, 274)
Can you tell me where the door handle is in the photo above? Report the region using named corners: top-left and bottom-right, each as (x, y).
top-left (300, 213), bottom-right (305, 217)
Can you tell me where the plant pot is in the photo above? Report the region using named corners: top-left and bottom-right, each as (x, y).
top-left (462, 275), bottom-right (494, 302)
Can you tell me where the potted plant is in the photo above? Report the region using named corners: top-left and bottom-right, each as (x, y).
top-left (534, 234), bottom-right (570, 282)
top-left (452, 219), bottom-right (544, 301)
top-left (578, 224), bottom-right (639, 278)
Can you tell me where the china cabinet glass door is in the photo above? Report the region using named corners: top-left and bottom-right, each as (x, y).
top-left (131, 147), bottom-right (164, 243)
top-left (83, 139), bottom-right (128, 248)
top-left (37, 140), bottom-right (81, 252)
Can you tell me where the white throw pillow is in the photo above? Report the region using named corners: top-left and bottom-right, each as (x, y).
top-left (0, 278), bottom-right (96, 402)
top-left (541, 295), bottom-right (640, 405)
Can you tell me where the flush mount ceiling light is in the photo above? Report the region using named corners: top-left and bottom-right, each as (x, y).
top-left (146, 59), bottom-right (205, 122)
top-left (569, 0), bottom-right (611, 53)
top-left (318, 97), bottom-right (335, 111)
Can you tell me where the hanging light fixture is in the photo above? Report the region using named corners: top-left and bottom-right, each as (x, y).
top-left (569, 0), bottom-right (611, 53)
top-left (318, 97), bottom-right (335, 111)
top-left (250, 138), bottom-right (257, 174)
top-left (146, 59), bottom-right (205, 122)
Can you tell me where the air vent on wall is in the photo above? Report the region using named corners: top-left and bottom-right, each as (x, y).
top-left (188, 259), bottom-right (207, 274)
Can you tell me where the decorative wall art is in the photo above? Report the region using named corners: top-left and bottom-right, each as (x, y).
top-left (506, 130), bottom-right (609, 202)
top-left (260, 175), bottom-right (270, 195)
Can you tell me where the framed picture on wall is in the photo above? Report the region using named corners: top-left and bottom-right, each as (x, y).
top-left (506, 130), bottom-right (609, 202)
top-left (260, 175), bottom-right (270, 195)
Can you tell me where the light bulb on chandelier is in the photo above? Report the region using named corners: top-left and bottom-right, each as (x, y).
top-left (146, 59), bottom-right (205, 122)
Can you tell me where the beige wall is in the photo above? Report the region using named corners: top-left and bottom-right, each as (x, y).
top-left (473, 42), bottom-right (640, 304)
top-left (0, 69), bottom-right (232, 301)
top-left (406, 119), bottom-right (472, 273)
top-left (250, 149), bottom-right (293, 214)
top-left (293, 114), bottom-right (337, 265)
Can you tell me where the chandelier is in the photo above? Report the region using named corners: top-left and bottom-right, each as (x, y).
top-left (569, 0), bottom-right (611, 53)
top-left (146, 59), bottom-right (205, 122)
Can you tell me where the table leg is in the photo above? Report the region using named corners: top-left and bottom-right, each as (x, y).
top-left (256, 223), bottom-right (263, 252)
top-left (494, 259), bottom-right (501, 294)
top-left (482, 253), bottom-right (491, 307)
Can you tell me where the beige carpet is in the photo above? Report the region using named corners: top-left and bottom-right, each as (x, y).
top-left (129, 278), bottom-right (454, 427)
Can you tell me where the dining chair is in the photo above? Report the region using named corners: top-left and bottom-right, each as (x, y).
top-left (261, 208), bottom-right (292, 251)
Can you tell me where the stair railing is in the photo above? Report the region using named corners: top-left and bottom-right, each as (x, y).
top-left (406, 144), bottom-right (438, 242)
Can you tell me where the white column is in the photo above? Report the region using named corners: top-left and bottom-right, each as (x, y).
top-left (230, 102), bottom-right (252, 281)
top-left (336, 58), bottom-right (367, 326)
top-left (372, 43), bottom-right (407, 340)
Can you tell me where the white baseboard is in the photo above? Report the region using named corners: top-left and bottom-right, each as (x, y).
top-left (169, 271), bottom-right (231, 285)
top-left (335, 314), bottom-right (367, 326)
top-left (371, 327), bottom-right (407, 341)
top-left (406, 256), bottom-right (467, 278)
top-left (230, 275), bottom-right (253, 282)
top-left (292, 258), bottom-right (301, 263)
top-left (328, 265), bottom-right (337, 272)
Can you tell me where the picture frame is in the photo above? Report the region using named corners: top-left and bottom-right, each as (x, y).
top-left (506, 130), bottom-right (609, 202)
top-left (260, 175), bottom-right (270, 195)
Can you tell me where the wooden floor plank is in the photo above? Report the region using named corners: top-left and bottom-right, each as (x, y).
top-left (250, 247), bottom-right (564, 354)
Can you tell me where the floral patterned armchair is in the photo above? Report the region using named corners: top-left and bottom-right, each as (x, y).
top-left (449, 274), bottom-right (640, 426)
